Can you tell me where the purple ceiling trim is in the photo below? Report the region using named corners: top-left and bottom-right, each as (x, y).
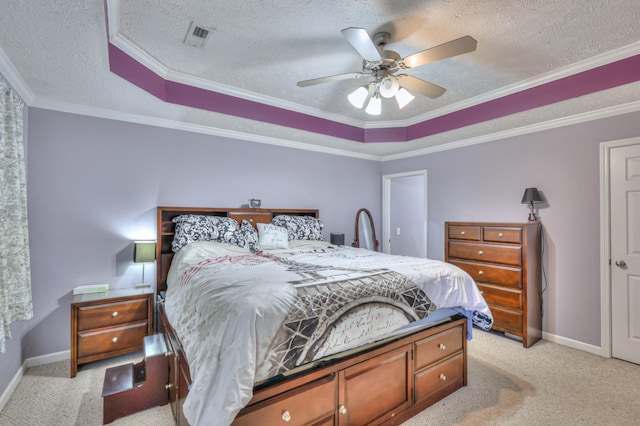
top-left (108, 44), bottom-right (167, 100)
top-left (108, 43), bottom-right (363, 142)
top-left (405, 55), bottom-right (640, 141)
top-left (107, 40), bottom-right (639, 144)
top-left (163, 81), bottom-right (364, 140)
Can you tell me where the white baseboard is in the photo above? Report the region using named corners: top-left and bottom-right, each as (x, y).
top-left (542, 331), bottom-right (607, 357)
top-left (0, 350), bottom-right (70, 412)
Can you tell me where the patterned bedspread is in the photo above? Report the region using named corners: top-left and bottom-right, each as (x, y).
top-left (164, 240), bottom-right (492, 426)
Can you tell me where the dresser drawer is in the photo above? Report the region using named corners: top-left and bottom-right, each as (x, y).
top-left (483, 226), bottom-right (522, 244)
top-left (414, 325), bottom-right (463, 370)
top-left (78, 322), bottom-right (148, 359)
top-left (448, 241), bottom-right (522, 266)
top-left (233, 374), bottom-right (336, 426)
top-left (477, 284), bottom-right (522, 309)
top-left (450, 260), bottom-right (522, 288)
top-left (78, 299), bottom-right (149, 331)
top-left (447, 225), bottom-right (481, 241)
top-left (414, 352), bottom-right (464, 404)
top-left (490, 306), bottom-right (523, 335)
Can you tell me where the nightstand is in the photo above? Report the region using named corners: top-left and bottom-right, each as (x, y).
top-left (70, 288), bottom-right (154, 378)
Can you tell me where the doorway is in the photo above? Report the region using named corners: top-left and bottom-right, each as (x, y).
top-left (600, 136), bottom-right (640, 364)
top-left (382, 170), bottom-right (427, 256)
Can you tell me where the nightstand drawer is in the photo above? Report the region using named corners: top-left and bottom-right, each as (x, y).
top-left (477, 284), bottom-right (522, 309)
top-left (450, 260), bottom-right (522, 288)
top-left (78, 322), bottom-right (148, 359)
top-left (78, 299), bottom-right (149, 331)
top-left (448, 241), bottom-right (522, 266)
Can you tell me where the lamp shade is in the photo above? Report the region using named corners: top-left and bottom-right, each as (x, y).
top-left (134, 241), bottom-right (156, 263)
top-left (521, 188), bottom-right (543, 204)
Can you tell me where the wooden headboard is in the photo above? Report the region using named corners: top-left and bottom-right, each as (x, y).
top-left (155, 206), bottom-right (319, 295)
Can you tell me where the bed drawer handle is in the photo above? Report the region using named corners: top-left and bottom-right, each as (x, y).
top-left (478, 250), bottom-right (483, 255)
top-left (339, 405), bottom-right (348, 415)
top-left (498, 232), bottom-right (503, 237)
top-left (440, 373), bottom-right (447, 381)
top-left (281, 411), bottom-right (291, 422)
top-left (112, 311), bottom-right (118, 317)
top-left (460, 231), bottom-right (466, 235)
top-left (112, 337), bottom-right (118, 343)
top-left (438, 343), bottom-right (446, 350)
top-left (478, 270), bottom-right (484, 276)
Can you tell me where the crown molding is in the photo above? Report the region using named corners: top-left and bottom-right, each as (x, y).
top-left (381, 100), bottom-right (640, 161)
top-left (0, 47), bottom-right (36, 104)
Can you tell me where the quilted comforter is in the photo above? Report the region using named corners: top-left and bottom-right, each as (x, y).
top-left (165, 240), bottom-right (492, 426)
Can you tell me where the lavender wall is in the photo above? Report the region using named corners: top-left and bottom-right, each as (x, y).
top-left (0, 108), bottom-right (381, 395)
top-left (382, 110), bottom-right (640, 347)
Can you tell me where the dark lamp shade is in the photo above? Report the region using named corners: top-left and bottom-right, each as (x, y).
top-left (521, 188), bottom-right (543, 204)
top-left (134, 241), bottom-right (156, 263)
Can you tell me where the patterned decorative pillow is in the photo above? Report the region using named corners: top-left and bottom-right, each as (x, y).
top-left (270, 215), bottom-right (325, 241)
top-left (232, 220), bottom-right (259, 252)
top-left (171, 214), bottom-right (240, 252)
top-left (257, 223), bottom-right (289, 249)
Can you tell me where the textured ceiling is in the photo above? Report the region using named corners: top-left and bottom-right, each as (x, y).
top-left (0, 0), bottom-right (639, 158)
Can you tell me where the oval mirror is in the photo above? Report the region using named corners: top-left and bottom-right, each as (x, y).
top-left (354, 208), bottom-right (379, 251)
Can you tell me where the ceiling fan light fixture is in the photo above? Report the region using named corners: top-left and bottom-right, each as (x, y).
top-left (379, 77), bottom-right (400, 98)
top-left (365, 95), bottom-right (382, 115)
top-left (395, 88), bottom-right (415, 109)
top-left (347, 86), bottom-right (369, 108)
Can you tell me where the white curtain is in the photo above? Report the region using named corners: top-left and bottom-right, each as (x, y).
top-left (0, 74), bottom-right (32, 354)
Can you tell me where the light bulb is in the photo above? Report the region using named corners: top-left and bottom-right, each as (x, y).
top-left (365, 96), bottom-right (382, 115)
top-left (395, 88), bottom-right (415, 109)
top-left (347, 86), bottom-right (369, 109)
top-left (379, 77), bottom-right (400, 98)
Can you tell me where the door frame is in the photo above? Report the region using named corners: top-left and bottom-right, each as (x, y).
top-left (599, 136), bottom-right (640, 358)
top-left (382, 170), bottom-right (427, 255)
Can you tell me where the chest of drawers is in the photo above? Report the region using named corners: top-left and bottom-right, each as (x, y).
top-left (445, 222), bottom-right (542, 347)
top-left (70, 288), bottom-right (154, 377)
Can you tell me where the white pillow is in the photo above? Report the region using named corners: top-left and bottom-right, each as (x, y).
top-left (257, 223), bottom-right (289, 249)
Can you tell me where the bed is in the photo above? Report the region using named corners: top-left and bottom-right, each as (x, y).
top-left (155, 206), bottom-right (492, 426)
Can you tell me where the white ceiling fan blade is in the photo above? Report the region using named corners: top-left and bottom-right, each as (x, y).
top-left (297, 72), bottom-right (366, 87)
top-left (397, 74), bottom-right (446, 99)
top-left (341, 27), bottom-right (382, 62)
top-left (400, 35), bottom-right (477, 69)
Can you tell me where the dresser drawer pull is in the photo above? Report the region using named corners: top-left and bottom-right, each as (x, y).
top-left (282, 411), bottom-right (291, 422)
top-left (439, 373), bottom-right (447, 381)
top-left (460, 231), bottom-right (466, 235)
top-left (165, 383), bottom-right (172, 390)
top-left (478, 250), bottom-right (483, 255)
top-left (339, 405), bottom-right (348, 415)
top-left (438, 343), bottom-right (446, 350)
top-left (112, 311), bottom-right (118, 317)
top-left (498, 232), bottom-right (503, 237)
top-left (478, 270), bottom-right (484, 276)
top-left (112, 337), bottom-right (118, 343)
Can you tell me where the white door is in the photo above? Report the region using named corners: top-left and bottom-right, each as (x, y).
top-left (610, 142), bottom-right (640, 364)
top-left (382, 171), bottom-right (427, 256)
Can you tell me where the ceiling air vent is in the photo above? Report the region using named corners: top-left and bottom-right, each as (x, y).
top-left (183, 21), bottom-right (212, 48)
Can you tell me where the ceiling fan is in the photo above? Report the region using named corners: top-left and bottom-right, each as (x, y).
top-left (297, 28), bottom-right (477, 115)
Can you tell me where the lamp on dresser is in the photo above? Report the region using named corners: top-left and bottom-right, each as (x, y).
top-left (134, 241), bottom-right (156, 285)
top-left (521, 187), bottom-right (543, 223)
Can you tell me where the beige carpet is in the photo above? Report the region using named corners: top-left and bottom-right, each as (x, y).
top-left (0, 330), bottom-right (639, 425)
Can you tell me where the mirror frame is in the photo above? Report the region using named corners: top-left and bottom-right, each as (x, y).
top-left (353, 208), bottom-right (380, 252)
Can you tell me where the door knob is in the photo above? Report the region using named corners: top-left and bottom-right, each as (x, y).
top-left (615, 259), bottom-right (626, 268)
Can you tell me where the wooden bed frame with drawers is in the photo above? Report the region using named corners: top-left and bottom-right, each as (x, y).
top-left (155, 206), bottom-right (468, 425)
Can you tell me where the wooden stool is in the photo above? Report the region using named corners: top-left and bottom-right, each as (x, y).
top-left (102, 334), bottom-right (169, 424)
